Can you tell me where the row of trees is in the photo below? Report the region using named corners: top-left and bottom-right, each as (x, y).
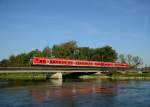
top-left (52, 41), bottom-right (117, 62)
top-left (118, 54), bottom-right (143, 68)
top-left (0, 51), bottom-right (36, 67)
top-left (0, 41), bottom-right (142, 68)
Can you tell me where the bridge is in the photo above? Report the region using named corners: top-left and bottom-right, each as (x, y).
top-left (0, 66), bottom-right (123, 79)
top-left (0, 57), bottom-right (128, 79)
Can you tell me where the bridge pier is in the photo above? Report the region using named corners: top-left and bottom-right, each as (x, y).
top-left (50, 79), bottom-right (63, 86)
top-left (50, 72), bottom-right (63, 79)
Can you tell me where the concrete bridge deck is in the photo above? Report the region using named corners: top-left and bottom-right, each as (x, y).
top-left (0, 67), bottom-right (107, 73)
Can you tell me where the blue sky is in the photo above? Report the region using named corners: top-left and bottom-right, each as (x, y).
top-left (0, 0), bottom-right (150, 65)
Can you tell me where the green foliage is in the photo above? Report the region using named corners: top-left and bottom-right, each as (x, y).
top-left (52, 41), bottom-right (77, 59)
top-left (0, 59), bottom-right (9, 67)
top-left (91, 46), bottom-right (117, 62)
top-left (78, 47), bottom-right (92, 60)
top-left (0, 51), bottom-right (36, 67)
top-left (0, 73), bottom-right (46, 80)
top-left (0, 41), bottom-right (119, 67)
top-left (42, 46), bottom-right (52, 57)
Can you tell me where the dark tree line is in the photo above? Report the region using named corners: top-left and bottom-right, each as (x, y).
top-left (52, 41), bottom-right (117, 62)
top-left (0, 51), bottom-right (36, 67)
top-left (0, 40), bottom-right (132, 67)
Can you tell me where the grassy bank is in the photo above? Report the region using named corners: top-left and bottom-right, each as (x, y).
top-left (0, 72), bottom-right (47, 80)
top-left (1, 71), bottom-right (150, 80)
top-left (79, 71), bottom-right (150, 80)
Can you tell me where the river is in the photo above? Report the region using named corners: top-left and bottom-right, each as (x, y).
top-left (0, 79), bottom-right (150, 107)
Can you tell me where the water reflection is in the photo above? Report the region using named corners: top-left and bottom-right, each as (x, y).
top-left (28, 79), bottom-right (120, 107)
top-left (0, 79), bottom-right (150, 107)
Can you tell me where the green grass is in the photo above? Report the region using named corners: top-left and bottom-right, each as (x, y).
top-left (0, 72), bottom-right (47, 80)
top-left (1, 71), bottom-right (150, 80)
top-left (87, 71), bottom-right (150, 79)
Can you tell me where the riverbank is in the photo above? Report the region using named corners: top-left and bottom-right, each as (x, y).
top-left (79, 71), bottom-right (150, 80)
top-left (0, 72), bottom-right (47, 80)
top-left (0, 71), bottom-right (150, 80)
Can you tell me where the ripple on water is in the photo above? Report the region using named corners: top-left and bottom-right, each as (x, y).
top-left (0, 79), bottom-right (150, 107)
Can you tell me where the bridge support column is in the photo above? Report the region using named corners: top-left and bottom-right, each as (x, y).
top-left (95, 72), bottom-right (102, 74)
top-left (50, 72), bottom-right (62, 79)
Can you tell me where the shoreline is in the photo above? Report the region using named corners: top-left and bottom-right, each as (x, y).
top-left (79, 71), bottom-right (150, 80)
top-left (79, 75), bottom-right (150, 80)
top-left (0, 71), bottom-right (150, 80)
top-left (0, 72), bottom-right (47, 80)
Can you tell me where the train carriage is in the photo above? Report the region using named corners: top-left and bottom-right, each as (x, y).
top-left (31, 57), bottom-right (128, 69)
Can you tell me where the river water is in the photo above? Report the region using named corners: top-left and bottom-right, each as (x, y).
top-left (0, 79), bottom-right (150, 107)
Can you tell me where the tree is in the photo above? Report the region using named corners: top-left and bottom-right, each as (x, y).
top-left (118, 54), bottom-right (126, 63)
top-left (0, 41), bottom-right (129, 67)
top-left (132, 56), bottom-right (143, 68)
top-left (42, 46), bottom-right (51, 57)
top-left (102, 46), bottom-right (117, 62)
top-left (0, 59), bottom-right (9, 67)
top-left (119, 54), bottom-right (143, 68)
top-left (126, 54), bottom-right (133, 65)
top-left (52, 41), bottom-right (78, 59)
top-left (91, 46), bottom-right (117, 62)
top-left (78, 47), bottom-right (91, 60)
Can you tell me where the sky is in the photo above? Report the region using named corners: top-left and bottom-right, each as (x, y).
top-left (0, 0), bottom-right (150, 65)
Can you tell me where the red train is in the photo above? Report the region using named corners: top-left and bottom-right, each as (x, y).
top-left (30, 57), bottom-right (128, 68)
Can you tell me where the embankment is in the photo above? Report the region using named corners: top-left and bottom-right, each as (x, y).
top-left (0, 72), bottom-right (47, 80)
top-left (79, 71), bottom-right (150, 80)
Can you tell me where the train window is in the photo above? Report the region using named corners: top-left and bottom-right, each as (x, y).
top-left (89, 62), bottom-right (92, 65)
top-left (40, 60), bottom-right (42, 63)
top-left (101, 63), bottom-right (104, 66)
top-left (63, 61), bottom-right (66, 64)
top-left (69, 62), bottom-right (73, 64)
top-left (43, 60), bottom-right (46, 63)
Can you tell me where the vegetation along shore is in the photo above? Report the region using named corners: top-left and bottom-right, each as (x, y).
top-left (0, 41), bottom-right (149, 80)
